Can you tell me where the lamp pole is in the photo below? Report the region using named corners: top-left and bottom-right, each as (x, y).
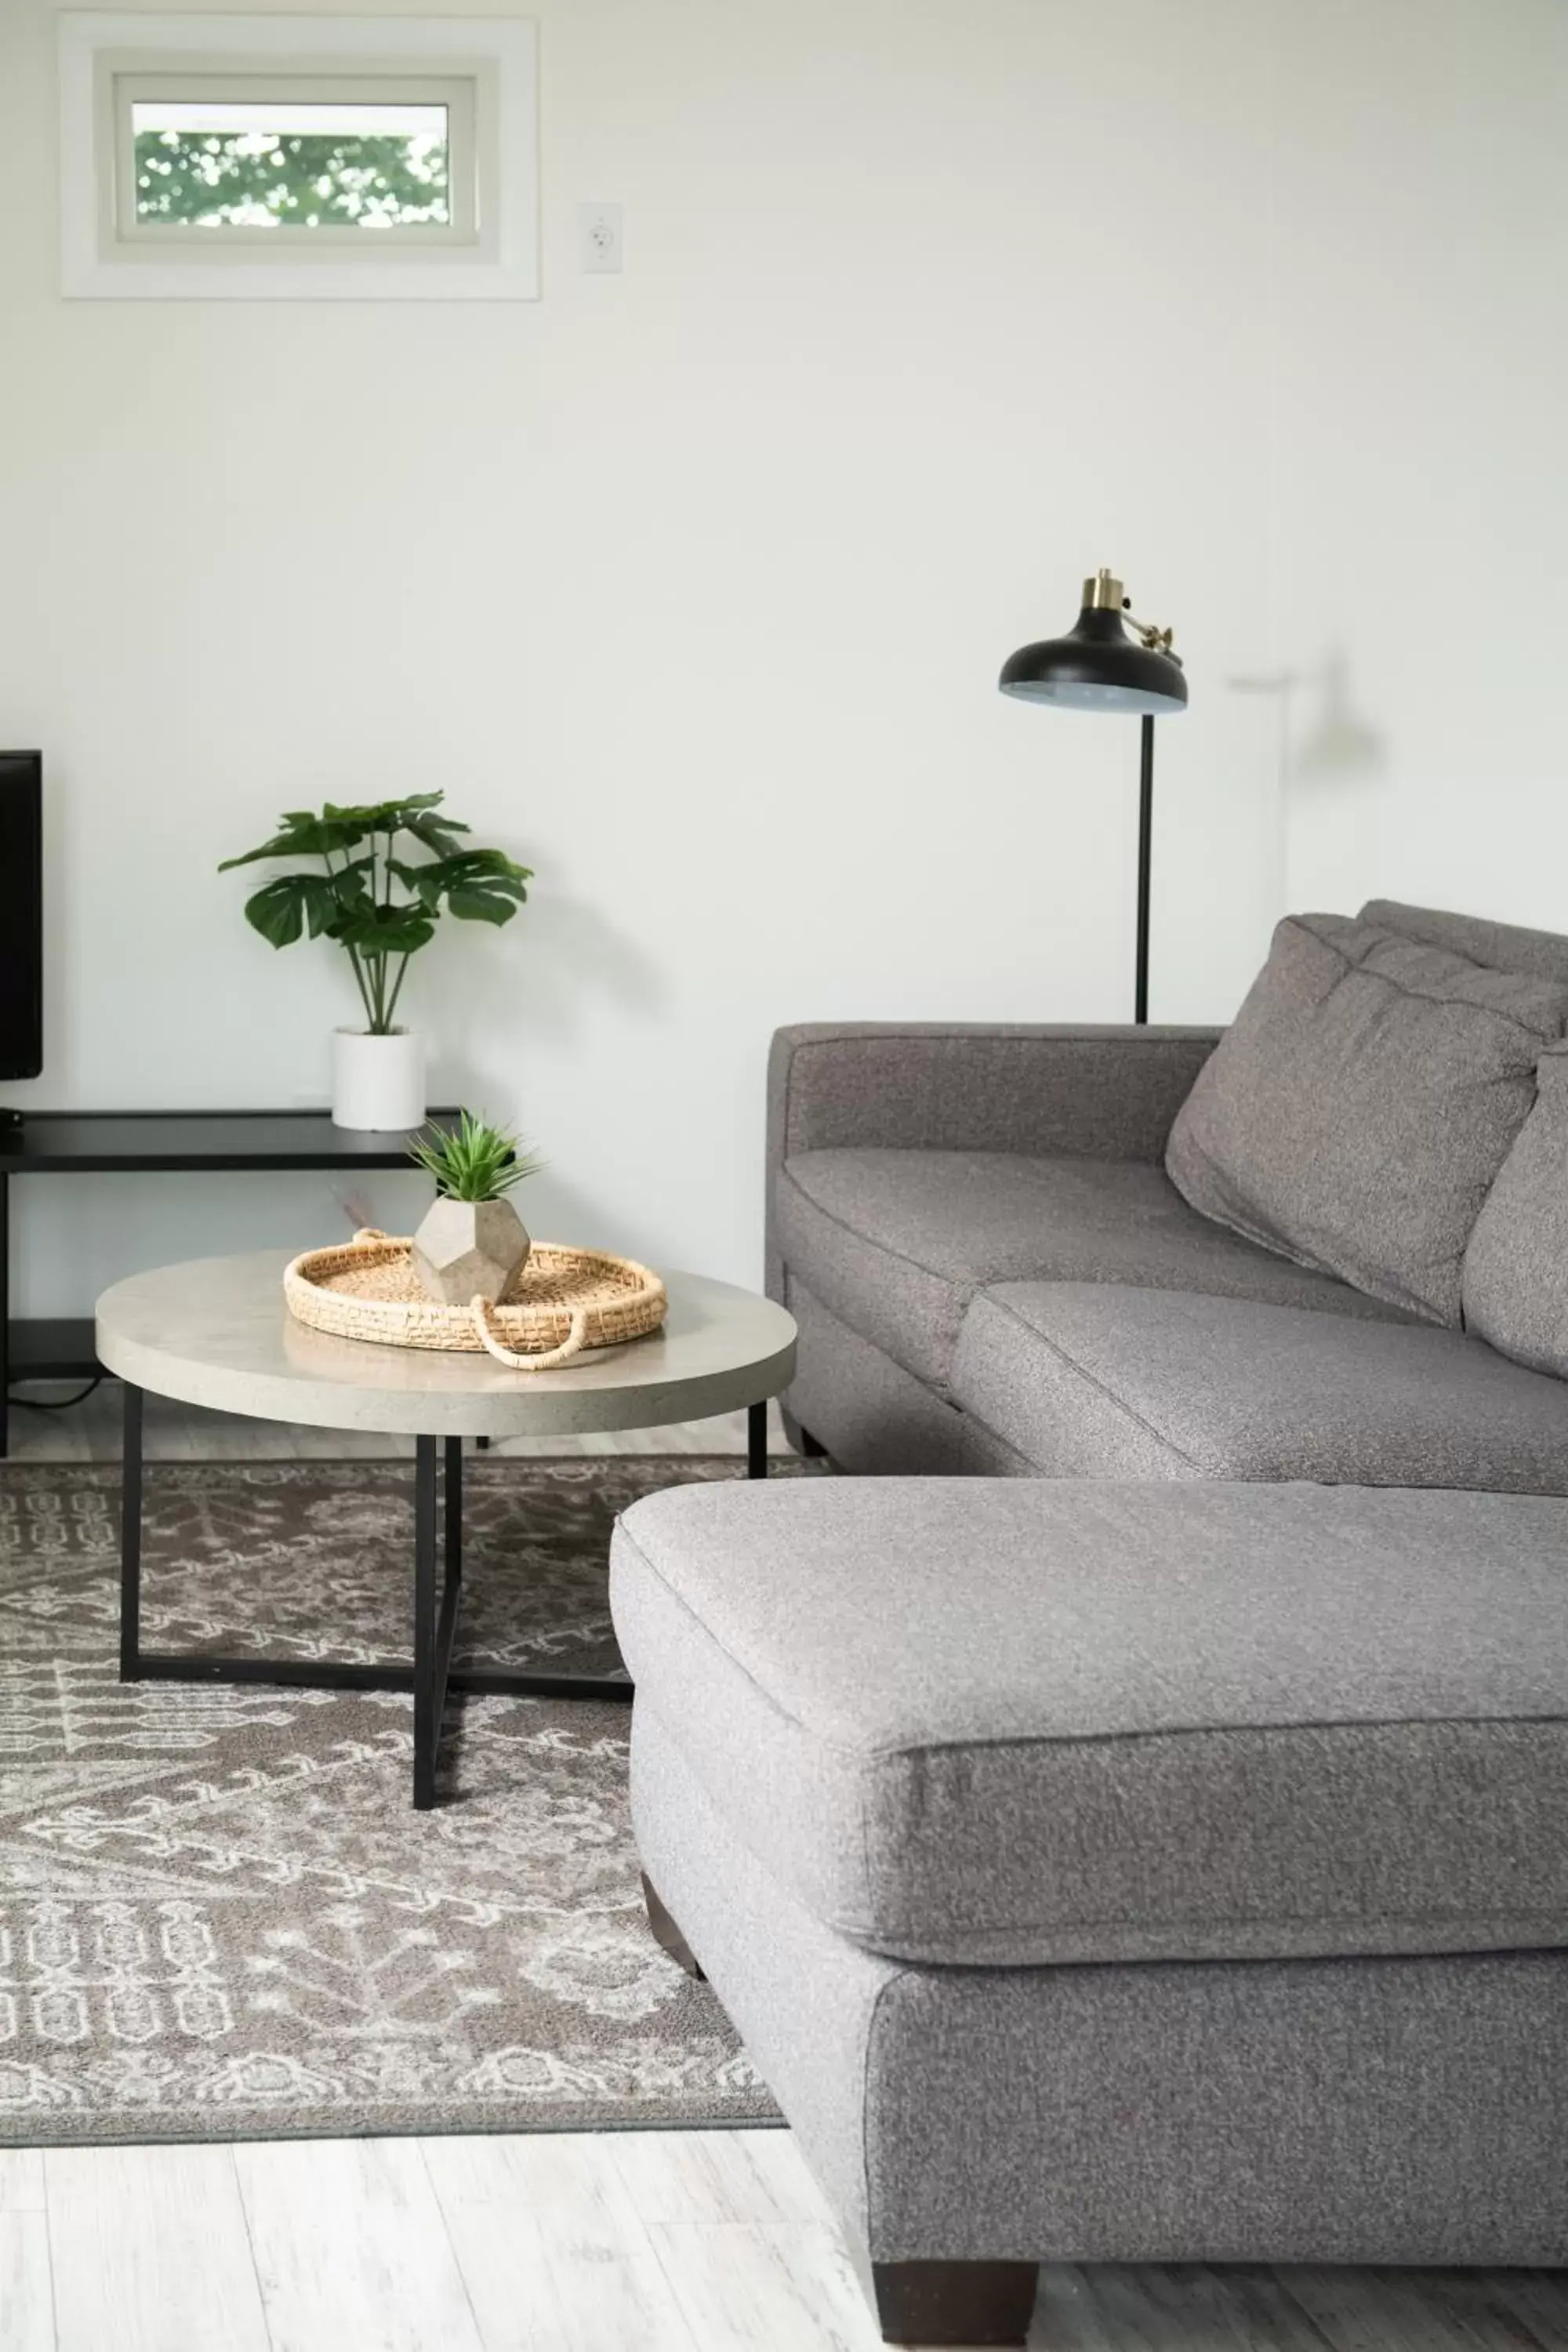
top-left (1135, 714), bottom-right (1155, 1026)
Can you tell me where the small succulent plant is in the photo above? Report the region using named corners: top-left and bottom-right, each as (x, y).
top-left (408, 1111), bottom-right (544, 1203)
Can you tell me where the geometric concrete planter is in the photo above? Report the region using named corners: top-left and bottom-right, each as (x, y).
top-left (411, 1194), bottom-right (531, 1306)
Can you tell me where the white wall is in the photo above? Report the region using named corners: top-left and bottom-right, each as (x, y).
top-left (1272, 0), bottom-right (1568, 923)
top-left (5, 0), bottom-right (1552, 1316)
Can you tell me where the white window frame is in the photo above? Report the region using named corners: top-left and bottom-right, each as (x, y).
top-left (59, 13), bottom-right (539, 301)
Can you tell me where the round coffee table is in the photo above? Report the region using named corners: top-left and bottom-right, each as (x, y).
top-left (96, 1249), bottom-right (797, 1809)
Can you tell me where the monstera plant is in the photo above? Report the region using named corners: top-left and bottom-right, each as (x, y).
top-left (220, 792), bottom-right (532, 1131)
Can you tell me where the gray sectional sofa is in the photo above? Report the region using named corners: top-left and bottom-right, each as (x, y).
top-left (615, 897), bottom-right (1568, 2347)
top-left (765, 898), bottom-right (1568, 1488)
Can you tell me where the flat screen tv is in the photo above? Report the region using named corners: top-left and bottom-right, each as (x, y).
top-left (0, 752), bottom-right (42, 1081)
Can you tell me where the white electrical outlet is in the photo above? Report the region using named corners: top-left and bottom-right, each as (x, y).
top-left (578, 202), bottom-right (623, 274)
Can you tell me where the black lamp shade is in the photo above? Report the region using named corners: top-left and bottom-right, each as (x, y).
top-left (999, 603), bottom-right (1188, 717)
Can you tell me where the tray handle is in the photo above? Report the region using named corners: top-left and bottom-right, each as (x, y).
top-left (471, 1295), bottom-right (589, 1372)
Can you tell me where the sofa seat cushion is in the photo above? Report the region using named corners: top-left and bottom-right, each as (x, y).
top-left (610, 1477), bottom-right (1568, 1968)
top-left (775, 1149), bottom-right (1406, 1391)
top-left (951, 1283), bottom-right (1568, 1491)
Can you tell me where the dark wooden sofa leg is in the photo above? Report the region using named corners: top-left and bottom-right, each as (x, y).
top-left (639, 1878), bottom-right (1033, 2347)
top-left (855, 2253), bottom-right (1040, 2347)
top-left (641, 1873), bottom-right (706, 1980)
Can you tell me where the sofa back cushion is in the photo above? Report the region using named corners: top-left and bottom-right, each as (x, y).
top-left (1464, 1044), bottom-right (1568, 1374)
top-left (1166, 912), bottom-right (1568, 1325)
top-left (1362, 899), bottom-right (1568, 989)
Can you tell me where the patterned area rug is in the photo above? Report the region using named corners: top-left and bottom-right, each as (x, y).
top-left (0, 1455), bottom-right (800, 2148)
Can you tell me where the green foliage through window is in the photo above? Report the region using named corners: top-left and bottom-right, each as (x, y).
top-left (133, 128), bottom-right (450, 230)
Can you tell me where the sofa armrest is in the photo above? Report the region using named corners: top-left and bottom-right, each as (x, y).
top-left (768, 1022), bottom-right (1221, 1163)
top-left (765, 1023), bottom-right (1221, 1311)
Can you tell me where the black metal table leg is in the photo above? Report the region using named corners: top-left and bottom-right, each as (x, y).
top-left (413, 1436), bottom-right (467, 1810)
top-left (413, 1436), bottom-right (439, 1809)
top-left (114, 1398), bottom-right (672, 1810)
top-left (119, 1380), bottom-right (143, 1680)
top-left (0, 1169), bottom-right (9, 1461)
top-left (747, 1399), bottom-right (768, 1479)
top-left (445, 1435), bottom-right (463, 1588)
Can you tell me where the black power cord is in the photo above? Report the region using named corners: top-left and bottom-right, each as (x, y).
top-left (6, 1377), bottom-right (103, 1411)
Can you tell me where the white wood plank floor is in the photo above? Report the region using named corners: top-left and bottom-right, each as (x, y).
top-left (8, 1381), bottom-right (1568, 2350)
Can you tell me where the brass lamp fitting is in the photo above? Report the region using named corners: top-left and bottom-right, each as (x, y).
top-left (1082, 567), bottom-right (1178, 662)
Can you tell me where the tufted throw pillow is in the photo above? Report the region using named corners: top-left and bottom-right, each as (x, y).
top-left (1463, 1044), bottom-right (1568, 1374)
top-left (1166, 913), bottom-right (1568, 1326)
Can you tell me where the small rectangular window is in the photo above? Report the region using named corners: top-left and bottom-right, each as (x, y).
top-left (60, 16), bottom-right (539, 301)
top-left (112, 73), bottom-right (478, 247)
top-left (129, 98), bottom-right (456, 234)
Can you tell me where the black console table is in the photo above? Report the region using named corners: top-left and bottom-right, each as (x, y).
top-left (0, 1109), bottom-right (456, 1458)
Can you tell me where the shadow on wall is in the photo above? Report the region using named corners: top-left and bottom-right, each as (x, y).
top-left (413, 891), bottom-right (668, 1247)
top-left (1290, 649), bottom-right (1386, 789)
top-left (420, 889), bottom-right (666, 1067)
top-left (1228, 646), bottom-right (1388, 800)
top-left (1223, 647), bottom-right (1388, 927)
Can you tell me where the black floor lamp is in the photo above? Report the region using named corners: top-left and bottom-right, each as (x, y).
top-left (999, 569), bottom-right (1187, 1025)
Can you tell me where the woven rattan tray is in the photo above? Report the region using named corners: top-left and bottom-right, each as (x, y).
top-left (284, 1229), bottom-right (666, 1371)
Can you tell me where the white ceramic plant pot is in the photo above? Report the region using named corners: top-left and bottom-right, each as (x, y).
top-left (412, 1194), bottom-right (531, 1305)
top-left (331, 1028), bottom-right (425, 1133)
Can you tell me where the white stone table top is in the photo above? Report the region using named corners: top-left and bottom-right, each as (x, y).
top-left (96, 1250), bottom-right (798, 1439)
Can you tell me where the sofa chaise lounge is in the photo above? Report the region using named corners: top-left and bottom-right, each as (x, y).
top-left (614, 1474), bottom-right (1568, 2344)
